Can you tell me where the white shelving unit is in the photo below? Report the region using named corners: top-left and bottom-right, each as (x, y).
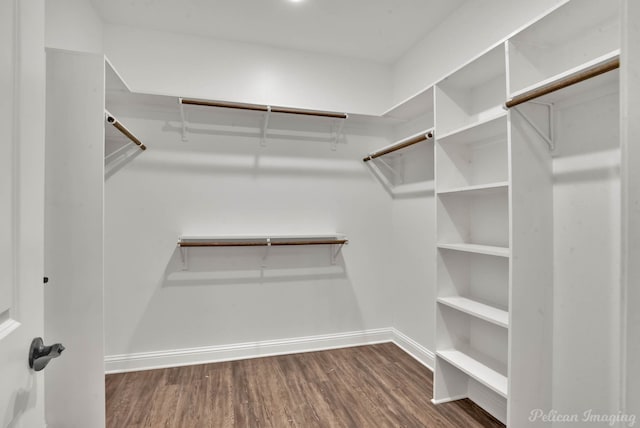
top-left (506, 2), bottom-right (621, 426)
top-left (432, 0), bottom-right (623, 425)
top-left (434, 43), bottom-right (510, 424)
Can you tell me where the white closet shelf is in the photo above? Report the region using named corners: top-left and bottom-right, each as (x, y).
top-left (437, 182), bottom-right (508, 196)
top-left (392, 181), bottom-right (435, 196)
top-left (437, 243), bottom-right (510, 258)
top-left (437, 349), bottom-right (508, 398)
top-left (178, 234), bottom-right (348, 247)
top-left (437, 297), bottom-right (508, 328)
top-left (382, 87), bottom-right (434, 121)
top-left (437, 110), bottom-right (507, 142)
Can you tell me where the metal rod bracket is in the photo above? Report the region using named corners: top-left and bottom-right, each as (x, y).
top-left (180, 245), bottom-right (189, 270)
top-left (178, 98), bottom-right (188, 142)
top-left (261, 107), bottom-right (271, 147)
top-left (512, 106), bottom-right (555, 151)
top-left (331, 115), bottom-right (347, 151)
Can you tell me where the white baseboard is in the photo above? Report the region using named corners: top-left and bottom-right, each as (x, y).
top-left (105, 327), bottom-right (435, 374)
top-left (390, 328), bottom-right (435, 370)
top-left (431, 395), bottom-right (468, 405)
top-left (105, 328), bottom-right (398, 373)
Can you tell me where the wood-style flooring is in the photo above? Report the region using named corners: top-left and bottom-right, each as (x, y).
top-left (106, 343), bottom-right (505, 427)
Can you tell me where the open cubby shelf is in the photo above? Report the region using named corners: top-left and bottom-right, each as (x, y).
top-left (436, 114), bottom-right (508, 192)
top-left (507, 0), bottom-right (620, 95)
top-left (436, 349), bottom-right (508, 398)
top-left (437, 297), bottom-right (508, 329)
top-left (437, 243), bottom-right (510, 258)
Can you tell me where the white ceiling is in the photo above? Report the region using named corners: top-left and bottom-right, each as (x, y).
top-left (90, 0), bottom-right (466, 64)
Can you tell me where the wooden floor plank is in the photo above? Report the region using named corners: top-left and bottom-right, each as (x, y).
top-left (106, 343), bottom-right (505, 428)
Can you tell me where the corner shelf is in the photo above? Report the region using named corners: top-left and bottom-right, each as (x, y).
top-left (436, 349), bottom-right (508, 399)
top-left (437, 297), bottom-right (508, 328)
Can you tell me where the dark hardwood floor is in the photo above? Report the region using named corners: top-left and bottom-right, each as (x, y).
top-left (106, 343), bottom-right (505, 427)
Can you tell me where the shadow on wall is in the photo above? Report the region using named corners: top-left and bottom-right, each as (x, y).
top-left (163, 244), bottom-right (348, 287)
top-left (112, 243), bottom-right (367, 357)
top-left (2, 376), bottom-right (37, 428)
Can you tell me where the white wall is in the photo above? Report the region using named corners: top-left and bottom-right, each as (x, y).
top-left (103, 25), bottom-right (392, 116)
top-left (391, 0), bottom-right (565, 106)
top-left (103, 108), bottom-right (394, 367)
top-left (389, 196), bottom-right (436, 352)
top-left (45, 0), bottom-right (103, 53)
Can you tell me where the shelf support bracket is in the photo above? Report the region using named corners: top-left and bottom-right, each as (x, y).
top-left (331, 242), bottom-right (346, 265)
top-left (178, 98), bottom-right (188, 142)
top-left (261, 237), bottom-right (271, 268)
top-left (331, 116), bottom-right (347, 151)
top-left (512, 105), bottom-right (555, 151)
top-left (261, 107), bottom-right (271, 147)
top-left (376, 157), bottom-right (404, 184)
top-left (179, 245), bottom-right (188, 270)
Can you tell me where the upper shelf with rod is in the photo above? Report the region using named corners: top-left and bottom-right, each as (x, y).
top-left (178, 234), bottom-right (348, 247)
top-left (363, 129), bottom-right (435, 197)
top-left (179, 97), bottom-right (348, 149)
top-left (504, 52), bottom-right (620, 152)
top-left (177, 234), bottom-right (349, 270)
top-left (505, 53), bottom-right (620, 108)
top-left (104, 58), bottom-right (148, 178)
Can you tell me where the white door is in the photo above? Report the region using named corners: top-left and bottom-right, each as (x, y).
top-left (0, 0), bottom-right (47, 427)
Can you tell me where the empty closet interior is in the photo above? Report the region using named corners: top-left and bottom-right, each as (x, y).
top-left (43, 0), bottom-right (638, 426)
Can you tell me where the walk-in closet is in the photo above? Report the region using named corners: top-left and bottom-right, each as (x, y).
top-left (1, 0), bottom-right (639, 427)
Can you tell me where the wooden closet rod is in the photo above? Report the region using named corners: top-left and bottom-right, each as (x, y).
top-left (179, 239), bottom-right (348, 247)
top-left (181, 98), bottom-right (269, 112)
top-left (363, 131), bottom-right (434, 162)
top-left (105, 112), bottom-right (147, 150)
top-left (505, 56), bottom-right (620, 108)
top-left (180, 98), bottom-right (348, 119)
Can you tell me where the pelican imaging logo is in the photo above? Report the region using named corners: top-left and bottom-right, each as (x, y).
top-left (529, 409), bottom-right (637, 426)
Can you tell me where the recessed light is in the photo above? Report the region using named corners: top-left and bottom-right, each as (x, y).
top-left (289, 0), bottom-right (305, 3)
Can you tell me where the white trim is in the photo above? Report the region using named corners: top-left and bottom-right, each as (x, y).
top-left (431, 395), bottom-right (468, 405)
top-left (390, 328), bottom-right (435, 370)
top-left (106, 328), bottom-right (395, 373)
top-left (105, 327), bottom-right (435, 374)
